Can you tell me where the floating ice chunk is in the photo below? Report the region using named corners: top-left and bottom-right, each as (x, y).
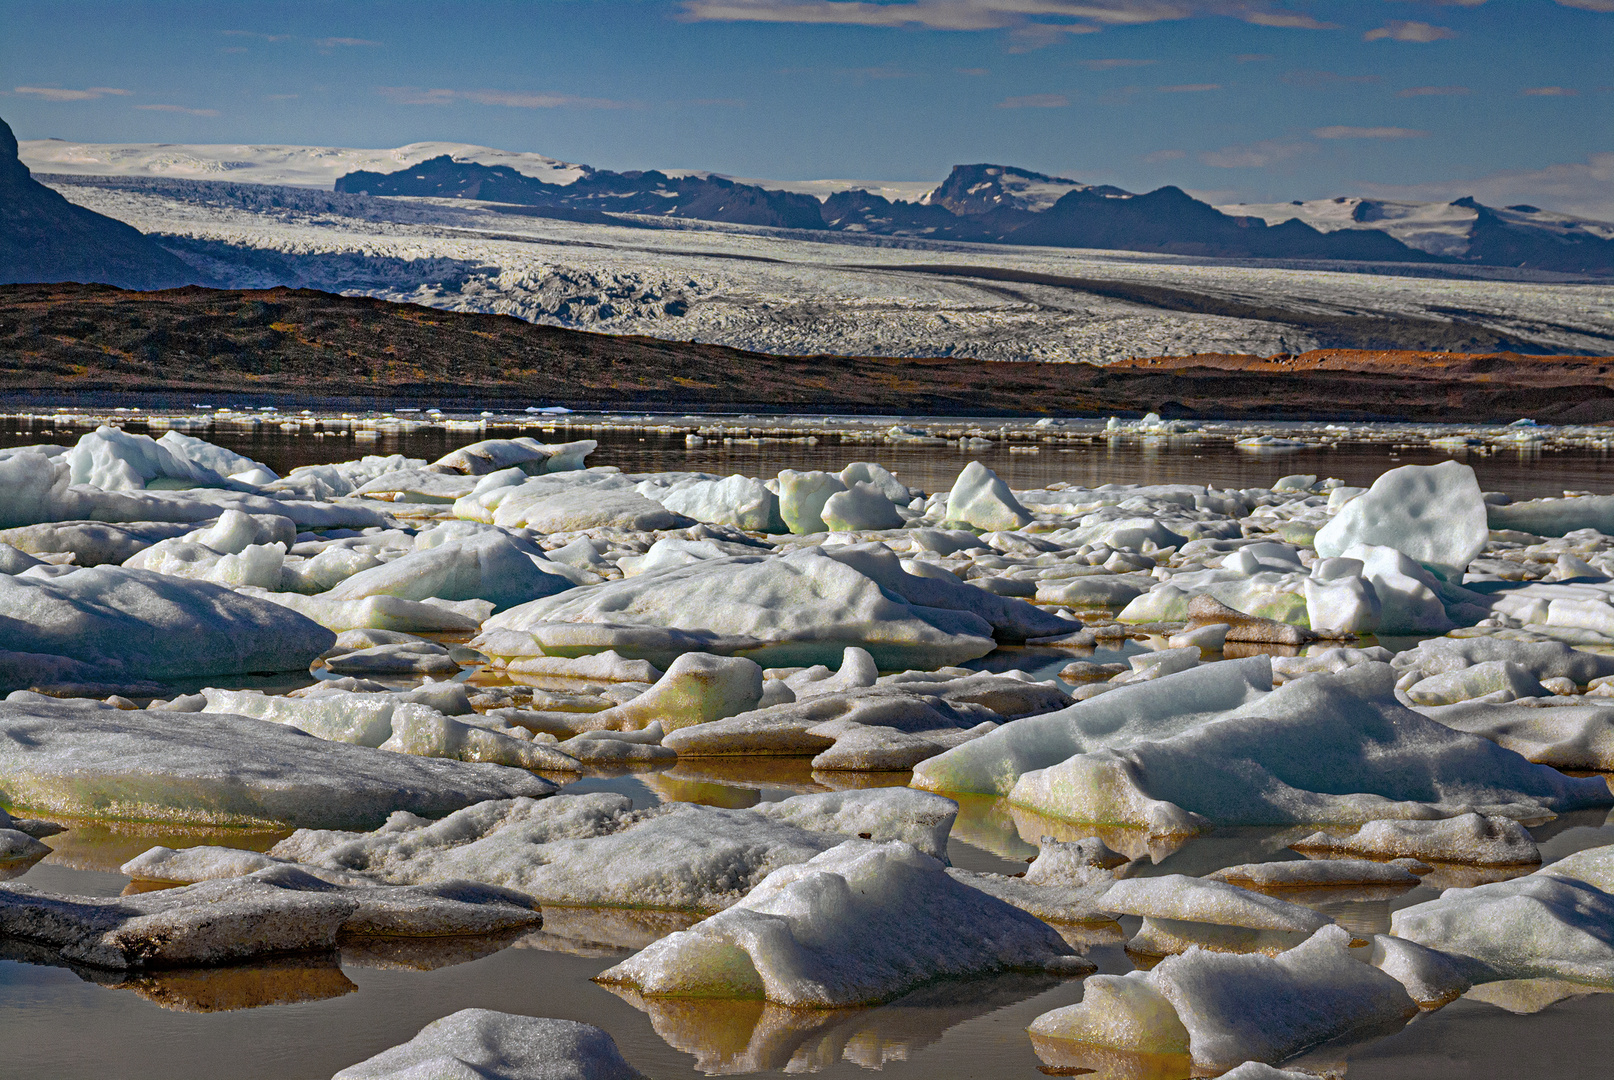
top-left (776, 470), bottom-right (847, 534)
top-left (1418, 701), bottom-right (1614, 771)
top-left (326, 534), bottom-right (573, 612)
top-left (554, 731), bottom-right (677, 766)
top-left (576, 652), bottom-right (764, 733)
top-left (184, 508), bottom-right (296, 553)
top-left (1209, 859), bottom-right (1423, 890)
top-left (1369, 934), bottom-right (1482, 1007)
top-left (494, 648), bottom-right (662, 683)
top-left (1547, 844), bottom-right (1614, 891)
top-left (267, 789), bottom-right (965, 913)
top-left (65, 425), bottom-right (232, 491)
top-left (944, 462), bottom-right (1032, 532)
top-left (381, 703), bottom-right (582, 771)
top-left (789, 646), bottom-right (879, 699)
top-left (156, 430), bottom-right (277, 483)
top-left (911, 656), bottom-right (1274, 797)
top-left (1112, 646), bottom-right (1199, 684)
top-left (839, 462), bottom-right (910, 504)
top-left (0, 698), bottom-right (554, 829)
top-left (1304, 557), bottom-right (1381, 636)
top-left (1025, 836), bottom-right (1129, 885)
top-left (0, 565), bottom-right (334, 689)
top-left (1291, 813), bottom-right (1541, 866)
top-left (1270, 646), bottom-right (1393, 683)
top-left (490, 485), bottom-right (694, 533)
top-left (616, 536), bottom-right (762, 577)
top-left (1489, 495), bottom-right (1614, 539)
top-left (1168, 622), bottom-right (1228, 652)
top-left (1103, 874), bottom-right (1334, 958)
top-left (334, 1011), bottom-right (644, 1080)
top-left (1183, 595), bottom-right (1309, 644)
top-left (1005, 663), bottom-right (1610, 831)
top-left (242, 589), bottom-right (484, 633)
top-left (596, 840), bottom-right (1088, 1007)
top-left (326, 640), bottom-right (463, 676)
top-left (750, 789), bottom-right (957, 860)
top-left (481, 548), bottom-right (1002, 670)
top-left (0, 875), bottom-right (356, 970)
top-left (1315, 461), bottom-right (1488, 581)
top-left (1391, 872), bottom-right (1614, 985)
top-left (0, 829), bottom-right (50, 864)
top-left (1029, 925), bottom-right (1417, 1074)
top-left (821, 481), bottom-right (905, 532)
top-left (1394, 635), bottom-right (1614, 686)
top-left (1405, 661), bottom-right (1551, 706)
top-left (657, 475), bottom-right (785, 533)
top-left (1338, 544), bottom-right (1455, 634)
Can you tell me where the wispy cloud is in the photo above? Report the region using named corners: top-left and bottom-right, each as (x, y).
top-left (1523, 85), bottom-right (1580, 95)
top-left (136, 103), bottom-right (221, 116)
top-left (13, 85), bottom-right (131, 102)
top-left (222, 30), bottom-right (294, 43)
top-left (1364, 20), bottom-right (1457, 41)
top-left (1143, 148), bottom-right (1187, 161)
top-left (997, 93), bottom-right (1070, 108)
top-left (1282, 70), bottom-right (1382, 88)
top-left (956, 66), bottom-right (992, 75)
top-left (1312, 125), bottom-right (1429, 138)
top-left (315, 37), bottom-right (381, 48)
top-left (378, 86), bottom-right (632, 109)
top-left (1398, 84), bottom-right (1470, 95)
top-left (1200, 138), bottom-right (1311, 168)
top-left (1556, 0), bottom-right (1614, 10)
top-left (1234, 52), bottom-right (1274, 62)
top-left (1158, 82), bottom-right (1220, 91)
top-left (1081, 58), bottom-right (1157, 70)
top-left (678, 2), bottom-right (1345, 41)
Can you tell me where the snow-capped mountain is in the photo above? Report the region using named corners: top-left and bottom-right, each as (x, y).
top-left (922, 164), bottom-right (1128, 215)
top-left (17, 139), bottom-right (589, 189)
top-left (1221, 195), bottom-right (1614, 273)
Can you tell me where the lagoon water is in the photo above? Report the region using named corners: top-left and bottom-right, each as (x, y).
top-left (4, 411), bottom-right (1614, 1079)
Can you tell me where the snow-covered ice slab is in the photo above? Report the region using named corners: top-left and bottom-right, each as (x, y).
top-left (263, 789), bottom-right (960, 912)
top-left (1292, 813), bottom-right (1541, 866)
top-left (596, 840), bottom-right (1090, 1007)
top-left (1314, 461), bottom-right (1488, 581)
top-left (479, 545), bottom-right (1069, 669)
top-left (1102, 874), bottom-right (1336, 958)
top-left (0, 564), bottom-right (335, 690)
top-left (0, 698), bottom-right (555, 829)
top-left (1003, 663), bottom-right (1611, 833)
top-left (911, 656), bottom-right (1274, 797)
top-left (1391, 867), bottom-right (1614, 986)
top-left (1028, 925), bottom-right (1418, 1074)
top-left (332, 1010), bottom-right (645, 1080)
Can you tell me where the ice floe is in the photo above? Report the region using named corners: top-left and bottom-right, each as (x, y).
top-left (332, 1010), bottom-right (645, 1080)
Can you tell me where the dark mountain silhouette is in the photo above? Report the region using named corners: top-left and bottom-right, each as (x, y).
top-left (339, 155), bottom-right (825, 230)
top-left (1452, 197), bottom-right (1614, 275)
top-left (0, 115), bottom-right (198, 289)
top-left (332, 156), bottom-right (1614, 272)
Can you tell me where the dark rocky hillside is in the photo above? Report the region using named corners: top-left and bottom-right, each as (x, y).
top-left (3, 283), bottom-right (1612, 423)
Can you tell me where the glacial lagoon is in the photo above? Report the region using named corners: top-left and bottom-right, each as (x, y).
top-left (2, 408), bottom-right (1614, 1080)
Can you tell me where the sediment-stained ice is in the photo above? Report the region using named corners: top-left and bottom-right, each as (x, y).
top-left (332, 1010), bottom-right (646, 1080)
top-left (1291, 813), bottom-right (1542, 866)
top-left (0, 697), bottom-right (555, 829)
top-left (595, 840), bottom-right (1090, 1007)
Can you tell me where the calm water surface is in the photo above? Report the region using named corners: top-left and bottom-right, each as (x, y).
top-left (4, 417), bottom-right (1614, 1078)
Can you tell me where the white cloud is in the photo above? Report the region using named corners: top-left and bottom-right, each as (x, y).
top-left (997, 93), bottom-right (1071, 107)
top-left (13, 85), bottom-right (131, 102)
top-left (314, 37), bottom-right (381, 48)
top-left (1312, 125), bottom-right (1429, 138)
top-left (1523, 86), bottom-right (1580, 96)
top-left (1358, 152), bottom-right (1614, 221)
top-left (1158, 82), bottom-right (1220, 91)
top-left (1199, 138), bottom-right (1311, 167)
top-left (135, 104), bottom-right (221, 116)
top-left (1081, 57), bottom-right (1158, 69)
top-left (1364, 19), bottom-right (1457, 41)
top-left (1556, 0), bottom-right (1614, 11)
top-left (678, 1), bottom-right (1341, 39)
top-left (1398, 84), bottom-right (1470, 95)
top-left (378, 87), bottom-right (631, 109)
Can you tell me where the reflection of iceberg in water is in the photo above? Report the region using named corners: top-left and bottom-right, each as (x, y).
top-left (0, 853), bottom-right (47, 881)
top-left (949, 794), bottom-right (1039, 863)
top-left (514, 905), bottom-right (701, 957)
top-left (606, 972), bottom-right (1064, 1074)
top-left (337, 927), bottom-right (537, 971)
top-left (1465, 978), bottom-right (1613, 1015)
top-left (0, 937), bottom-right (356, 1012)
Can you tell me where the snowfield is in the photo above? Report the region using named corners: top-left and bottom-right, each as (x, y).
top-left (38, 175), bottom-right (1614, 362)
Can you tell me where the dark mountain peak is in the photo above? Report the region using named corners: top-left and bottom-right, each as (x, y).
top-left (1451, 196), bottom-right (1484, 210)
top-left (926, 163), bottom-right (1109, 216)
top-left (0, 113), bottom-right (199, 289)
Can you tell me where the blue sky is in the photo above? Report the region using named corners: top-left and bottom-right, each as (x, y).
top-left (3, 1), bottom-right (1612, 215)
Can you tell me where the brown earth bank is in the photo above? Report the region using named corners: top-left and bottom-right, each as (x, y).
top-left (1, 282), bottom-right (1612, 423)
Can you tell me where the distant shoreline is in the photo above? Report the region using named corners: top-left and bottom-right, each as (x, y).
top-left (3, 283), bottom-right (1611, 424)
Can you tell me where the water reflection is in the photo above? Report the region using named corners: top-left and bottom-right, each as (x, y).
top-left (607, 972), bottom-right (1067, 1075)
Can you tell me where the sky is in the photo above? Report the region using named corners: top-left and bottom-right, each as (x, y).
top-left (2, 0), bottom-right (1612, 217)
